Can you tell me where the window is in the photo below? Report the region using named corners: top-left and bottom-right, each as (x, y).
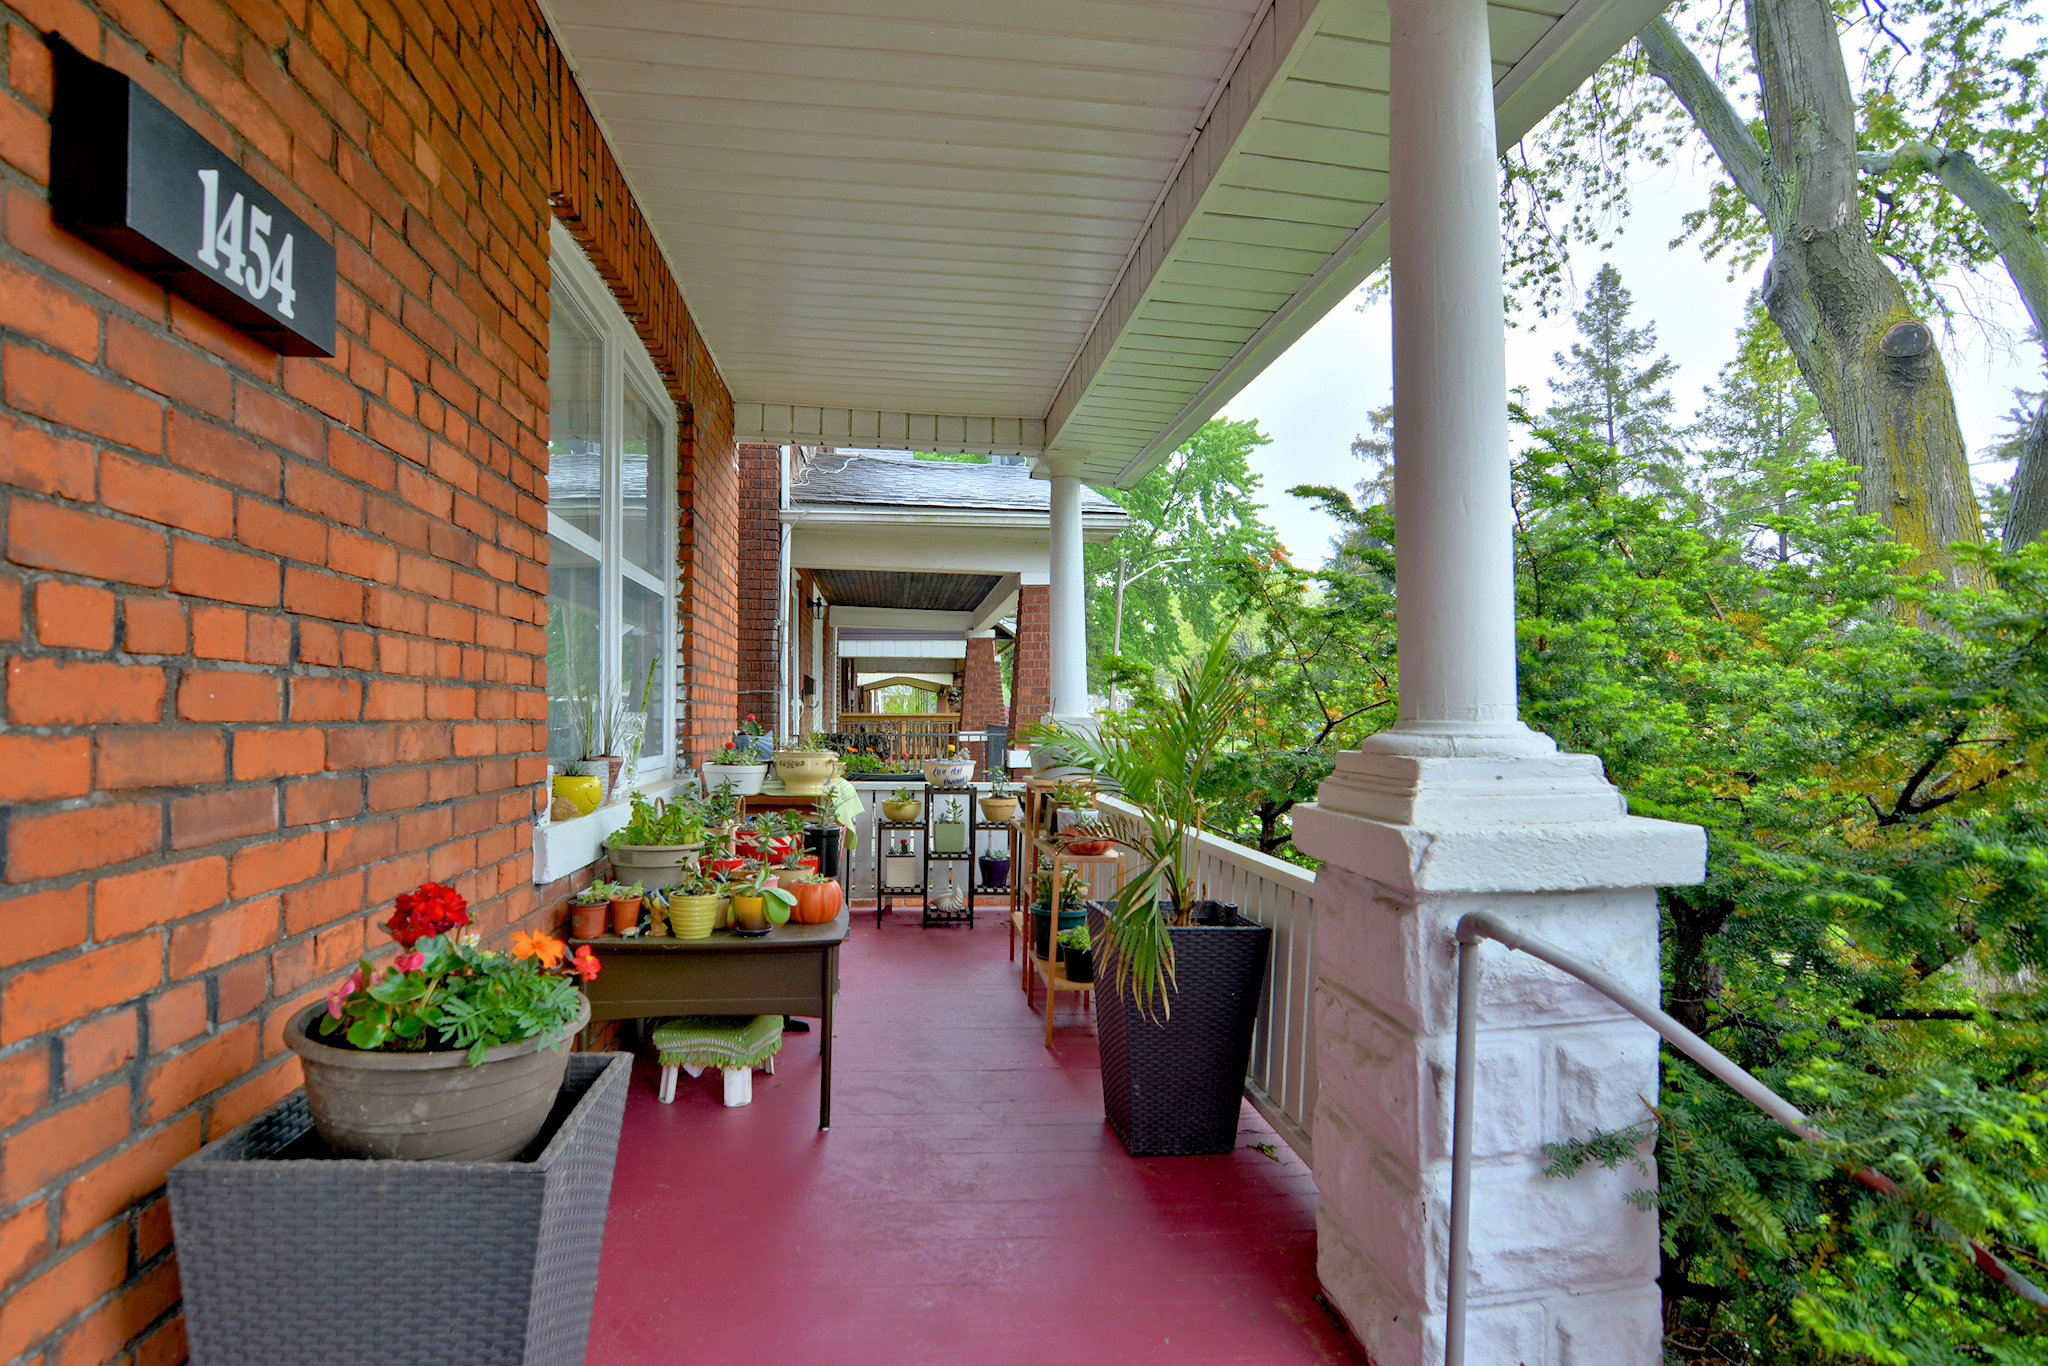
top-left (545, 224), bottom-right (677, 782)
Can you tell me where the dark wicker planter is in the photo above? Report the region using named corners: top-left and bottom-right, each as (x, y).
top-left (168, 1053), bottom-right (630, 1366)
top-left (1090, 903), bottom-right (1271, 1156)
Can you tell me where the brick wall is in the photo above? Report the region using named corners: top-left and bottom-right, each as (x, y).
top-left (1010, 584), bottom-right (1050, 736)
top-left (960, 635), bottom-right (1003, 733)
top-left (0, 2), bottom-right (735, 1361)
top-left (734, 442), bottom-right (781, 734)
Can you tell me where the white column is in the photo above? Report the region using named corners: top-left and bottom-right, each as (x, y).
top-left (1298, 0), bottom-right (1705, 1361)
top-left (1044, 453), bottom-right (1089, 720)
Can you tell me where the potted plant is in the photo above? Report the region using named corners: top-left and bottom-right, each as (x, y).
top-left (1049, 778), bottom-right (1095, 834)
top-left (607, 881), bottom-right (646, 935)
top-left (765, 807), bottom-right (813, 867)
top-left (978, 843), bottom-right (1012, 889)
top-left (701, 779), bottom-right (744, 834)
top-left (932, 796), bottom-right (969, 853)
top-left (788, 870), bottom-right (845, 924)
top-left (1059, 816), bottom-right (1116, 858)
top-left (569, 881), bottom-right (612, 939)
top-left (550, 770), bottom-right (604, 818)
top-left (571, 687), bottom-right (633, 801)
top-left (921, 743), bottom-right (974, 787)
top-left (881, 785), bottom-right (923, 823)
top-left (728, 864), bottom-right (796, 935)
top-left (1029, 858), bottom-right (1090, 960)
top-left (773, 730), bottom-right (839, 795)
top-left (606, 791), bottom-right (706, 886)
top-left (1056, 923), bottom-right (1094, 982)
top-left (282, 883), bottom-right (602, 1160)
top-left (666, 869), bottom-right (725, 940)
top-left (733, 713), bottom-right (775, 764)
top-left (703, 740), bottom-right (769, 796)
top-left (883, 836), bottom-right (920, 890)
top-left (1030, 633), bottom-right (1271, 1157)
top-left (980, 772), bottom-right (1020, 824)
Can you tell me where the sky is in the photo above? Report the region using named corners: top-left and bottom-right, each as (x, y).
top-left (1223, 150), bottom-right (2040, 568)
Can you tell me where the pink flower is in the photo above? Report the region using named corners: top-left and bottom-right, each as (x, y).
top-left (326, 970), bottom-right (365, 1019)
top-left (394, 951), bottom-right (426, 973)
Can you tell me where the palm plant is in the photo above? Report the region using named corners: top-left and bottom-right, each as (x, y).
top-left (1029, 631), bottom-right (1248, 1018)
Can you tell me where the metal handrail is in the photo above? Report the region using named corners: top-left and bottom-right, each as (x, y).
top-left (1445, 910), bottom-right (2047, 1366)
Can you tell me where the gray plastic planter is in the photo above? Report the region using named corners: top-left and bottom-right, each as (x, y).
top-left (168, 1052), bottom-right (631, 1366)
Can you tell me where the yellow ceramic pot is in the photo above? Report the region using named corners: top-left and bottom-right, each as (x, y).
top-left (773, 750), bottom-right (838, 796)
top-left (551, 774), bottom-right (604, 817)
top-left (668, 894), bottom-right (723, 941)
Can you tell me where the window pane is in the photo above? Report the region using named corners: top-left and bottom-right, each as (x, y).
top-left (547, 290), bottom-right (602, 540)
top-left (546, 533), bottom-right (601, 766)
top-left (622, 577), bottom-right (666, 765)
top-left (622, 391), bottom-right (664, 575)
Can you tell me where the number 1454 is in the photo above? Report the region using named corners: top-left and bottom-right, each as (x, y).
top-left (195, 169), bottom-right (298, 320)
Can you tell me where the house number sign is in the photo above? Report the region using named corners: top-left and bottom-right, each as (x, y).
top-left (49, 40), bottom-right (336, 357)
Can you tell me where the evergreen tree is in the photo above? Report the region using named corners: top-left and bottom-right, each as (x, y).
top-left (1544, 263), bottom-right (1682, 489)
top-left (1690, 295), bottom-right (1833, 563)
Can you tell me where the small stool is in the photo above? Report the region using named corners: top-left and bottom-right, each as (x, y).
top-left (653, 1015), bottom-right (784, 1107)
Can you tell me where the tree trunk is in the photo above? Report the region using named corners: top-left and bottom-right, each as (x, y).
top-left (2005, 399), bottom-right (2048, 551)
top-left (1641, 3), bottom-right (1985, 582)
top-left (1744, 0), bottom-right (1982, 581)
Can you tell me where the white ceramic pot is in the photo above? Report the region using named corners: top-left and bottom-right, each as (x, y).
top-left (921, 756), bottom-right (974, 786)
top-left (883, 855), bottom-right (921, 889)
top-left (702, 762), bottom-right (767, 796)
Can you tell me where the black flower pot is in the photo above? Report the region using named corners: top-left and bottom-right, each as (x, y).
top-left (978, 854), bottom-right (1011, 889)
top-left (1089, 903), bottom-right (1271, 1156)
top-left (1058, 941), bottom-right (1094, 982)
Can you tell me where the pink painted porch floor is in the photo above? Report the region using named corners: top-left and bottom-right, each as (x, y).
top-left (587, 908), bottom-right (1367, 1365)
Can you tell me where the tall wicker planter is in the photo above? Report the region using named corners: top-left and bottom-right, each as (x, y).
top-left (168, 1053), bottom-right (630, 1366)
top-left (1089, 903), bottom-right (1271, 1156)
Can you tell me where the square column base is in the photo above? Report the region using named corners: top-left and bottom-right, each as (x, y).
top-left (1297, 750), bottom-right (1703, 1366)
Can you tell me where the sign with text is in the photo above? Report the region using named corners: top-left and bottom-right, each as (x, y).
top-left (49, 41), bottom-right (336, 357)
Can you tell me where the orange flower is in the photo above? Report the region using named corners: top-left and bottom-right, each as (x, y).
top-left (513, 930), bottom-right (567, 968)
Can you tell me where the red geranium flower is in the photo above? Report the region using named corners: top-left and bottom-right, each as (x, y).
top-left (384, 882), bottom-right (470, 948)
top-left (571, 945), bottom-right (602, 982)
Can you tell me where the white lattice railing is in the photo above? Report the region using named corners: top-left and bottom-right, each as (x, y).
top-left (1099, 798), bottom-right (1320, 1166)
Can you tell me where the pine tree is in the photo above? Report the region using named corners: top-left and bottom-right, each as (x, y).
top-left (1545, 263), bottom-right (1682, 490)
top-left (1691, 295), bottom-right (1832, 562)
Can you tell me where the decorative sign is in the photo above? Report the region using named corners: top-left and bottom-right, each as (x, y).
top-left (48, 40), bottom-right (335, 357)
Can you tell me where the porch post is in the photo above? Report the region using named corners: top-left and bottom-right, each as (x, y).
top-left (1043, 453), bottom-right (1090, 721)
top-left (1294, 0), bottom-right (1705, 1360)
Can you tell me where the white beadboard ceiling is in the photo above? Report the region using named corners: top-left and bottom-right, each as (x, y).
top-left (545, 0), bottom-right (1663, 487)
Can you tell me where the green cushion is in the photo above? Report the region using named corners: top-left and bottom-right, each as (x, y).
top-left (653, 1014), bottom-right (784, 1071)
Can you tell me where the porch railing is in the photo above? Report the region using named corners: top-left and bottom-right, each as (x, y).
top-left (835, 714), bottom-right (961, 764)
top-left (1098, 797), bottom-right (1320, 1166)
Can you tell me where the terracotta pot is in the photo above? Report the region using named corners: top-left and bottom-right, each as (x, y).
top-left (730, 893), bottom-right (770, 934)
top-left (283, 997), bottom-right (590, 1161)
top-left (1064, 838), bottom-right (1114, 857)
top-left (570, 904), bottom-right (608, 939)
top-left (791, 878), bottom-right (844, 925)
top-left (608, 896), bottom-right (642, 934)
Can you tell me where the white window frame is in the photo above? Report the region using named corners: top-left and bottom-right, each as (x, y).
top-left (546, 221), bottom-right (677, 782)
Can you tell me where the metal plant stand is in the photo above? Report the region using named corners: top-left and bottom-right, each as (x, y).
top-left (922, 784), bottom-right (976, 927)
top-left (874, 810), bottom-right (926, 927)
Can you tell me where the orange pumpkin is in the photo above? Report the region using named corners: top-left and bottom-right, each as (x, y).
top-left (790, 877), bottom-right (844, 924)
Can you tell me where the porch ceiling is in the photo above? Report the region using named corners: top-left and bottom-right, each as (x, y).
top-left (813, 569), bottom-right (1002, 613)
top-left (543, 0), bottom-right (1660, 487)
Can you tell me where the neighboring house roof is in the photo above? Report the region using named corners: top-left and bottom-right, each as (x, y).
top-left (792, 452), bottom-right (1125, 524)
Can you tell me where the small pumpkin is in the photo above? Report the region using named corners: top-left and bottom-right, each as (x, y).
top-left (790, 876), bottom-right (844, 925)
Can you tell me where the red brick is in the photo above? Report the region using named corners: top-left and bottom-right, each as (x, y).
top-left (96, 857), bottom-right (229, 939)
top-left (169, 900), bottom-right (281, 978)
top-left (165, 409), bottom-right (279, 495)
top-left (0, 1086), bottom-right (132, 1203)
top-left (169, 786), bottom-right (277, 850)
top-left (171, 537), bottom-right (280, 607)
top-left (246, 612), bottom-right (290, 665)
top-left (0, 1200), bottom-right (47, 1292)
top-left (0, 1225), bottom-right (126, 1361)
top-left (4, 344), bottom-right (164, 453)
top-left (0, 1044), bottom-right (48, 1130)
top-left (146, 982), bottom-right (208, 1052)
top-left (61, 1009), bottom-right (138, 1089)
top-left (6, 656), bottom-right (166, 726)
top-left (214, 952), bottom-right (269, 1022)
top-left (231, 728), bottom-right (324, 780)
top-left (0, 733), bottom-right (91, 803)
top-left (190, 603), bottom-right (247, 660)
top-left (6, 498), bottom-right (168, 586)
top-left (236, 497), bottom-right (328, 564)
top-left (32, 580), bottom-right (114, 650)
top-left (105, 316), bottom-right (233, 417)
top-left (281, 870), bottom-right (366, 935)
top-left (143, 1022), bottom-right (258, 1121)
top-left (6, 802), bottom-right (162, 884)
top-left (228, 831), bottom-right (324, 899)
top-left (285, 776), bottom-right (362, 826)
top-left (176, 669), bottom-right (281, 722)
top-left (95, 727), bottom-right (227, 790)
top-left (0, 572), bottom-right (19, 642)
top-left (289, 676), bottom-right (361, 721)
top-left (100, 450), bottom-right (235, 537)
top-left (0, 411), bottom-right (94, 500)
top-left (283, 566), bottom-right (364, 622)
top-left (0, 258), bottom-right (100, 360)
top-left (6, 186), bottom-right (167, 322)
top-left (50, 1250), bottom-right (182, 1366)
top-left (121, 596), bottom-right (186, 655)
top-left (0, 883), bottom-right (88, 969)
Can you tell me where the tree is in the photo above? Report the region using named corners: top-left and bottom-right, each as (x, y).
top-left (1690, 294), bottom-right (1834, 561)
top-left (1085, 418), bottom-right (1280, 682)
top-left (1546, 263), bottom-right (1683, 486)
top-left (1504, 0), bottom-right (2048, 578)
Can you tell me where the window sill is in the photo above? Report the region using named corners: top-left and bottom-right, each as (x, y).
top-left (532, 777), bottom-right (686, 886)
